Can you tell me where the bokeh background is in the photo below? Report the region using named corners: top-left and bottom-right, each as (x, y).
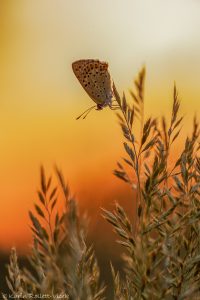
top-left (0, 0), bottom-right (200, 262)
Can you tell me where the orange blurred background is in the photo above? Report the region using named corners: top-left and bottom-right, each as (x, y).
top-left (0, 0), bottom-right (200, 253)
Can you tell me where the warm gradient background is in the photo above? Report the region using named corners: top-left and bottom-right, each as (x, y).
top-left (0, 0), bottom-right (200, 253)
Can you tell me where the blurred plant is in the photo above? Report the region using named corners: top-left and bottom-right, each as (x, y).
top-left (3, 167), bottom-right (105, 300)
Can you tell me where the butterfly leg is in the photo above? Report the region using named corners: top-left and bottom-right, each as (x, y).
top-left (110, 107), bottom-right (120, 110)
top-left (109, 103), bottom-right (120, 110)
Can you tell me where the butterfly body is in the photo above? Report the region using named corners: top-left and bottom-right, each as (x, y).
top-left (72, 59), bottom-right (118, 119)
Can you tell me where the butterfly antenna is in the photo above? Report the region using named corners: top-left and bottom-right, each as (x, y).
top-left (76, 105), bottom-right (97, 120)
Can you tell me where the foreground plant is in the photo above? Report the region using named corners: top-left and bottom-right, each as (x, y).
top-left (103, 68), bottom-right (200, 299)
top-left (3, 68), bottom-right (200, 299)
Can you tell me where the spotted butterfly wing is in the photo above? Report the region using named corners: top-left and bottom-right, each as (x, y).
top-left (72, 59), bottom-right (113, 106)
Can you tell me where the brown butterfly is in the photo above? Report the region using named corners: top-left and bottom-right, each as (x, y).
top-left (72, 59), bottom-right (119, 119)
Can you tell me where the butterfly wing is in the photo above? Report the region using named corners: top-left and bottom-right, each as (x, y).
top-left (72, 59), bottom-right (113, 106)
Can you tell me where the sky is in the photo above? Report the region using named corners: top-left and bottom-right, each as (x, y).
top-left (0, 0), bottom-right (200, 252)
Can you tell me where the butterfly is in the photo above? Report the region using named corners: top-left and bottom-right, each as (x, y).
top-left (72, 59), bottom-right (119, 119)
